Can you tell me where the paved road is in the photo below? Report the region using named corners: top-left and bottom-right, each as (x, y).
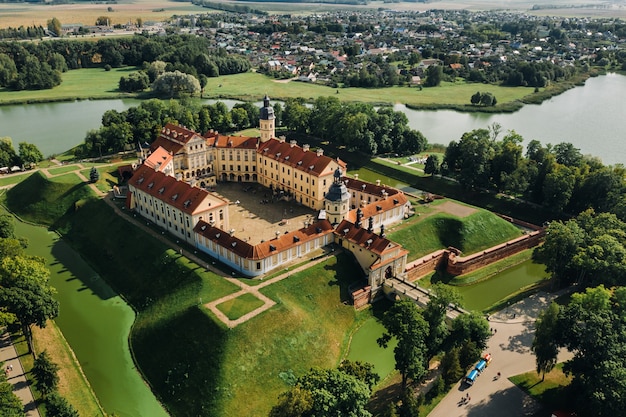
top-left (0, 333), bottom-right (40, 417)
top-left (428, 290), bottom-right (573, 417)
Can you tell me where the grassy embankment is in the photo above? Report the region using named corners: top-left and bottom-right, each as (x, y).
top-left (387, 200), bottom-right (522, 261)
top-left (3, 170), bottom-right (371, 416)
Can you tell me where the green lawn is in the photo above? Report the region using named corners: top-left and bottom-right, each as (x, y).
top-left (0, 172), bottom-right (33, 187)
top-left (204, 72), bottom-right (535, 107)
top-left (48, 165), bottom-right (83, 176)
top-left (510, 363), bottom-right (573, 412)
top-left (0, 67), bottom-right (139, 104)
top-left (218, 253), bottom-right (366, 416)
top-left (216, 293), bottom-right (265, 320)
top-left (0, 68), bottom-right (535, 108)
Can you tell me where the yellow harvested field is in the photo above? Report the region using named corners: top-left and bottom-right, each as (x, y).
top-left (0, 0), bottom-right (207, 28)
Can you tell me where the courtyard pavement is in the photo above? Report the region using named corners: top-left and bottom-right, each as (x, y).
top-left (428, 290), bottom-right (573, 417)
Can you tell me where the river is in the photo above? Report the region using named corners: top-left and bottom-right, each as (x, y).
top-left (11, 216), bottom-right (169, 417)
top-left (0, 74), bottom-right (625, 165)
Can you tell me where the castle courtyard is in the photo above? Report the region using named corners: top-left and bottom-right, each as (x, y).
top-left (210, 181), bottom-right (318, 246)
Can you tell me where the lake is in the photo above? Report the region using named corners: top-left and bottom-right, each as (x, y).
top-left (0, 74), bottom-right (625, 165)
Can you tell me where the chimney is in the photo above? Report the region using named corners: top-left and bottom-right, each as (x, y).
top-left (376, 179), bottom-right (381, 186)
top-left (303, 144), bottom-right (310, 152)
top-left (290, 140), bottom-right (297, 148)
top-left (316, 148), bottom-right (323, 156)
top-left (279, 135), bottom-right (286, 143)
top-left (354, 173), bottom-right (359, 180)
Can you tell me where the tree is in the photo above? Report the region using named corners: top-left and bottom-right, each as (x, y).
top-left (378, 299), bottom-right (429, 389)
top-left (47, 18), bottom-right (62, 37)
top-left (152, 71), bottom-right (201, 98)
top-left (338, 359), bottom-right (380, 390)
top-left (424, 64), bottom-right (443, 87)
top-left (33, 350), bottom-right (59, 396)
top-left (470, 91), bottom-right (481, 105)
top-left (268, 386), bottom-right (313, 417)
top-left (119, 71), bottom-right (150, 92)
top-left (449, 312), bottom-right (491, 351)
top-left (0, 256), bottom-right (59, 353)
top-left (535, 286), bottom-right (626, 416)
top-left (0, 367), bottom-right (22, 417)
top-left (0, 54), bottom-right (18, 87)
top-left (89, 167), bottom-right (100, 183)
top-left (441, 347), bottom-right (463, 386)
top-left (424, 154), bottom-right (440, 176)
top-left (423, 284), bottom-right (462, 359)
top-left (397, 388), bottom-right (420, 417)
top-left (531, 302), bottom-right (560, 381)
top-left (0, 214), bottom-right (15, 239)
top-left (271, 367), bottom-right (372, 417)
top-left (45, 391), bottom-right (79, 417)
top-left (18, 142), bottom-right (43, 167)
top-left (532, 219), bottom-right (584, 284)
top-left (95, 16), bottom-right (110, 26)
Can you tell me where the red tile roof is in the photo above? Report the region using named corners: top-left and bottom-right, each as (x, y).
top-left (257, 138), bottom-right (337, 177)
top-left (144, 146), bottom-right (173, 172)
top-left (205, 132), bottom-right (258, 149)
top-left (346, 192), bottom-right (408, 223)
top-left (334, 219), bottom-right (397, 255)
top-left (194, 219), bottom-right (334, 260)
top-left (343, 176), bottom-right (401, 197)
top-left (128, 165), bottom-right (225, 215)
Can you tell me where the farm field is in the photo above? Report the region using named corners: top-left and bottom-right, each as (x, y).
top-left (1, 0), bottom-right (621, 29)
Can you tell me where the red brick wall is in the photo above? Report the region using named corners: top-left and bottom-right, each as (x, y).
top-left (446, 230), bottom-right (545, 276)
top-left (405, 250), bottom-right (448, 281)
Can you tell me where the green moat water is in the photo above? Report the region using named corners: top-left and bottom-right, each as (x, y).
top-left (454, 259), bottom-right (549, 311)
top-left (12, 217), bottom-right (169, 417)
top-left (347, 318), bottom-right (397, 382)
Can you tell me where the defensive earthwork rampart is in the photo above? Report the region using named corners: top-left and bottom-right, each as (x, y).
top-left (405, 216), bottom-right (545, 281)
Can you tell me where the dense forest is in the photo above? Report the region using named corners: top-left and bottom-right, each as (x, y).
top-left (0, 34), bottom-right (250, 90)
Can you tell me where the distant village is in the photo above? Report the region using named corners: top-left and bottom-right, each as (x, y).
top-left (60, 9), bottom-right (624, 86)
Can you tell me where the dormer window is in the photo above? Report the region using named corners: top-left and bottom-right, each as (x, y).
top-left (269, 244), bottom-right (276, 251)
top-left (231, 242), bottom-right (237, 247)
top-left (158, 187), bottom-right (165, 194)
top-left (215, 233), bottom-right (221, 239)
top-left (309, 165), bottom-right (314, 170)
top-left (171, 194), bottom-right (179, 201)
top-left (147, 182), bottom-right (154, 189)
top-left (137, 178), bottom-right (144, 184)
top-left (183, 200), bottom-right (191, 208)
top-left (201, 225), bottom-right (207, 231)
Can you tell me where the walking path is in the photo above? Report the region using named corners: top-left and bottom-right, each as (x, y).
top-left (0, 333), bottom-right (40, 417)
top-left (428, 290), bottom-right (573, 417)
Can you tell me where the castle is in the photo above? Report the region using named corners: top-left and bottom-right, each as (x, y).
top-left (127, 97), bottom-right (411, 302)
